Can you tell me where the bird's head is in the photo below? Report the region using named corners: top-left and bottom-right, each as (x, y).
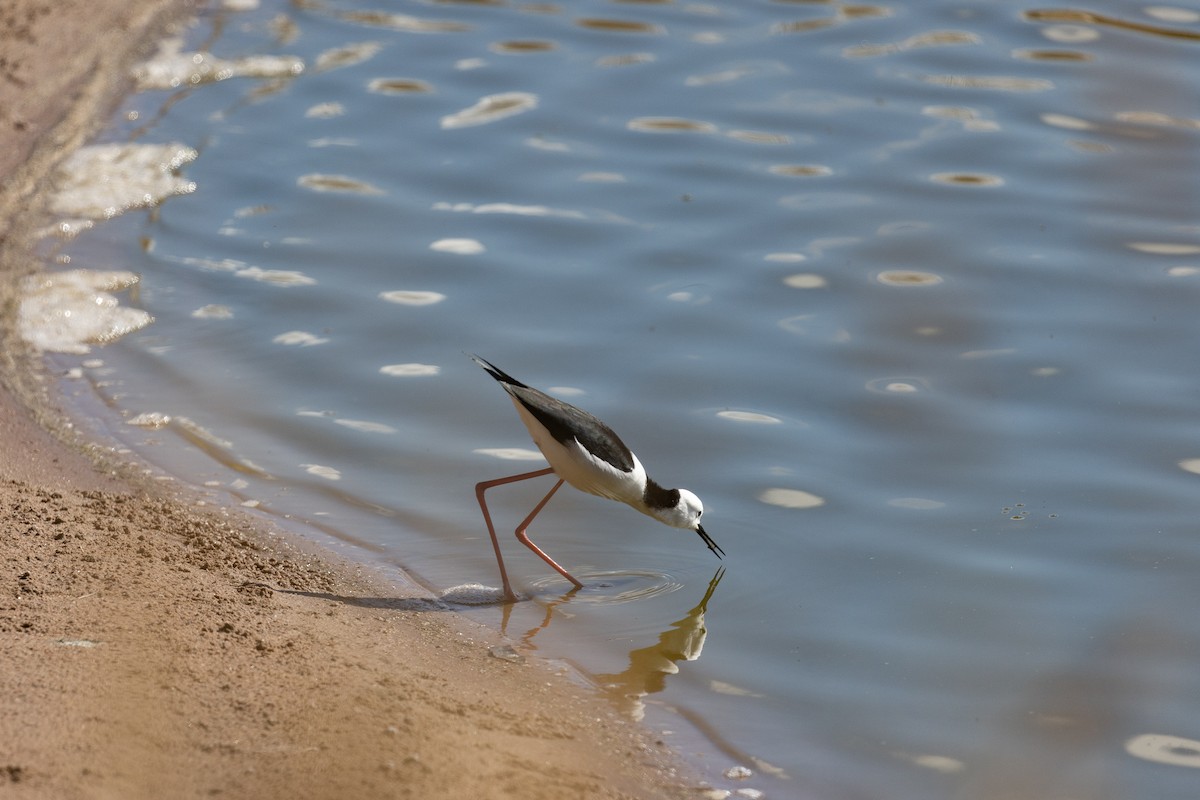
top-left (648, 487), bottom-right (704, 530)
top-left (654, 489), bottom-right (724, 558)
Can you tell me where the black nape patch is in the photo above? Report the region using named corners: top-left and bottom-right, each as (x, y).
top-left (643, 479), bottom-right (680, 511)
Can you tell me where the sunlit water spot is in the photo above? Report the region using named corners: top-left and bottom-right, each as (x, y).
top-left (191, 304), bottom-right (233, 319)
top-left (666, 290), bottom-right (709, 304)
top-left (578, 172), bottom-right (626, 183)
top-left (546, 386), bottom-right (585, 397)
top-left (334, 419), bottom-right (397, 434)
top-left (758, 488), bottom-right (826, 509)
top-left (1024, 8), bottom-right (1200, 41)
top-left (575, 18), bottom-right (665, 35)
top-left (441, 92), bottom-right (538, 129)
top-left (1115, 111), bottom-right (1200, 130)
top-left (308, 137), bottom-right (359, 148)
top-left (876, 270), bottom-right (944, 286)
top-left (783, 273), bottom-right (827, 289)
top-left (903, 753), bottom-right (965, 774)
top-left (770, 164), bottom-right (832, 177)
top-left (336, 10), bottom-right (470, 34)
top-left (380, 363), bottom-right (441, 377)
top-left (843, 29), bottom-right (980, 58)
top-left (595, 52), bottom-right (656, 67)
top-left (685, 66), bottom-right (756, 86)
top-left (1125, 733), bottom-right (1200, 768)
top-left (490, 40), bottom-right (556, 54)
top-left (627, 117), bottom-right (718, 134)
top-left (960, 348), bottom-right (1017, 360)
top-left (922, 105), bottom-right (1000, 132)
top-left (1128, 242), bottom-right (1200, 255)
top-left (297, 174), bottom-right (384, 195)
top-left (716, 410), bottom-right (782, 424)
top-left (1167, 266), bottom-right (1200, 277)
top-left (235, 267), bottom-right (316, 286)
top-left (314, 41), bottom-right (382, 72)
top-left (1031, 366), bottom-right (1061, 377)
top-left (429, 238), bottom-right (485, 254)
top-left (474, 448), bottom-right (545, 461)
top-left (780, 193), bottom-right (871, 210)
top-left (379, 290), bottom-right (446, 305)
top-left (272, 331), bottom-right (328, 347)
top-left (1041, 113), bottom-right (1096, 130)
top-left (930, 172), bottom-right (1004, 187)
top-left (1013, 48), bottom-right (1093, 62)
top-left (432, 201), bottom-right (589, 220)
top-left (765, 252), bottom-right (807, 263)
top-left (301, 464), bottom-right (342, 481)
top-left (709, 680), bottom-right (763, 698)
top-left (1038, 24), bottom-right (1101, 43)
top-left (368, 77), bottom-right (434, 94)
top-left (306, 102), bottom-right (346, 118)
top-left (1145, 7), bottom-right (1200, 23)
top-left (888, 497), bottom-right (947, 510)
top-left (526, 136), bottom-right (570, 152)
top-left (726, 130), bottom-right (791, 145)
top-left (1068, 139), bottom-right (1114, 154)
top-left (865, 377), bottom-right (928, 394)
top-left (1178, 459), bottom-right (1200, 476)
top-left (921, 75), bottom-right (1054, 92)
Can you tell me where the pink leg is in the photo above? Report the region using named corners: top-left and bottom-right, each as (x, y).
top-left (514, 478), bottom-right (584, 591)
top-left (475, 467), bottom-right (556, 601)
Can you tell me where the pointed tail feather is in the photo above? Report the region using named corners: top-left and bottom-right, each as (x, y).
top-left (466, 353), bottom-right (529, 388)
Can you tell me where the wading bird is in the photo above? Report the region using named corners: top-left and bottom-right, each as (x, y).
top-left (470, 355), bottom-right (723, 601)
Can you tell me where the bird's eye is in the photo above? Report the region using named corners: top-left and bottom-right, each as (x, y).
top-left (697, 510), bottom-right (703, 518)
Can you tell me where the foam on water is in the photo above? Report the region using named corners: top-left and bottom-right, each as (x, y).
top-left (18, 271), bottom-right (152, 355)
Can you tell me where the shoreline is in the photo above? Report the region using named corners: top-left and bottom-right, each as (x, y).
top-left (0, 2), bottom-right (692, 798)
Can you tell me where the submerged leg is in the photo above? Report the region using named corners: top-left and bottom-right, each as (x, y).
top-left (475, 467), bottom-right (555, 601)
top-left (514, 478), bottom-right (584, 590)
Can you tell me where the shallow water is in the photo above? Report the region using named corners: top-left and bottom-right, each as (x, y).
top-left (37, 1), bottom-right (1200, 797)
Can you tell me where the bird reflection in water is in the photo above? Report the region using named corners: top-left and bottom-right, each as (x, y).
top-left (594, 567), bottom-right (725, 720)
top-left (495, 568), bottom-right (724, 718)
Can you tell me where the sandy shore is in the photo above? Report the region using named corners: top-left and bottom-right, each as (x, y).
top-left (0, 3), bottom-right (690, 798)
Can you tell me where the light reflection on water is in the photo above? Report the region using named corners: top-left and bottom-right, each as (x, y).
top-left (33, 0), bottom-right (1200, 797)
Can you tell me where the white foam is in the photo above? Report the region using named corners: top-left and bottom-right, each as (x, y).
top-left (50, 143), bottom-right (197, 220)
top-left (18, 270), bottom-right (153, 354)
top-left (301, 464), bottom-right (341, 481)
top-left (440, 584), bottom-right (506, 605)
top-left (133, 37), bottom-right (303, 90)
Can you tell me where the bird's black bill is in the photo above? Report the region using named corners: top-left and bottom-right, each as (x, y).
top-left (696, 525), bottom-right (725, 559)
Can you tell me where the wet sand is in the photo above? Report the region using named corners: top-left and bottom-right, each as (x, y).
top-left (0, 2), bottom-right (689, 797)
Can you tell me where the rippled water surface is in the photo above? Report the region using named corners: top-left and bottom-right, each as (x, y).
top-left (42, 1), bottom-right (1200, 797)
